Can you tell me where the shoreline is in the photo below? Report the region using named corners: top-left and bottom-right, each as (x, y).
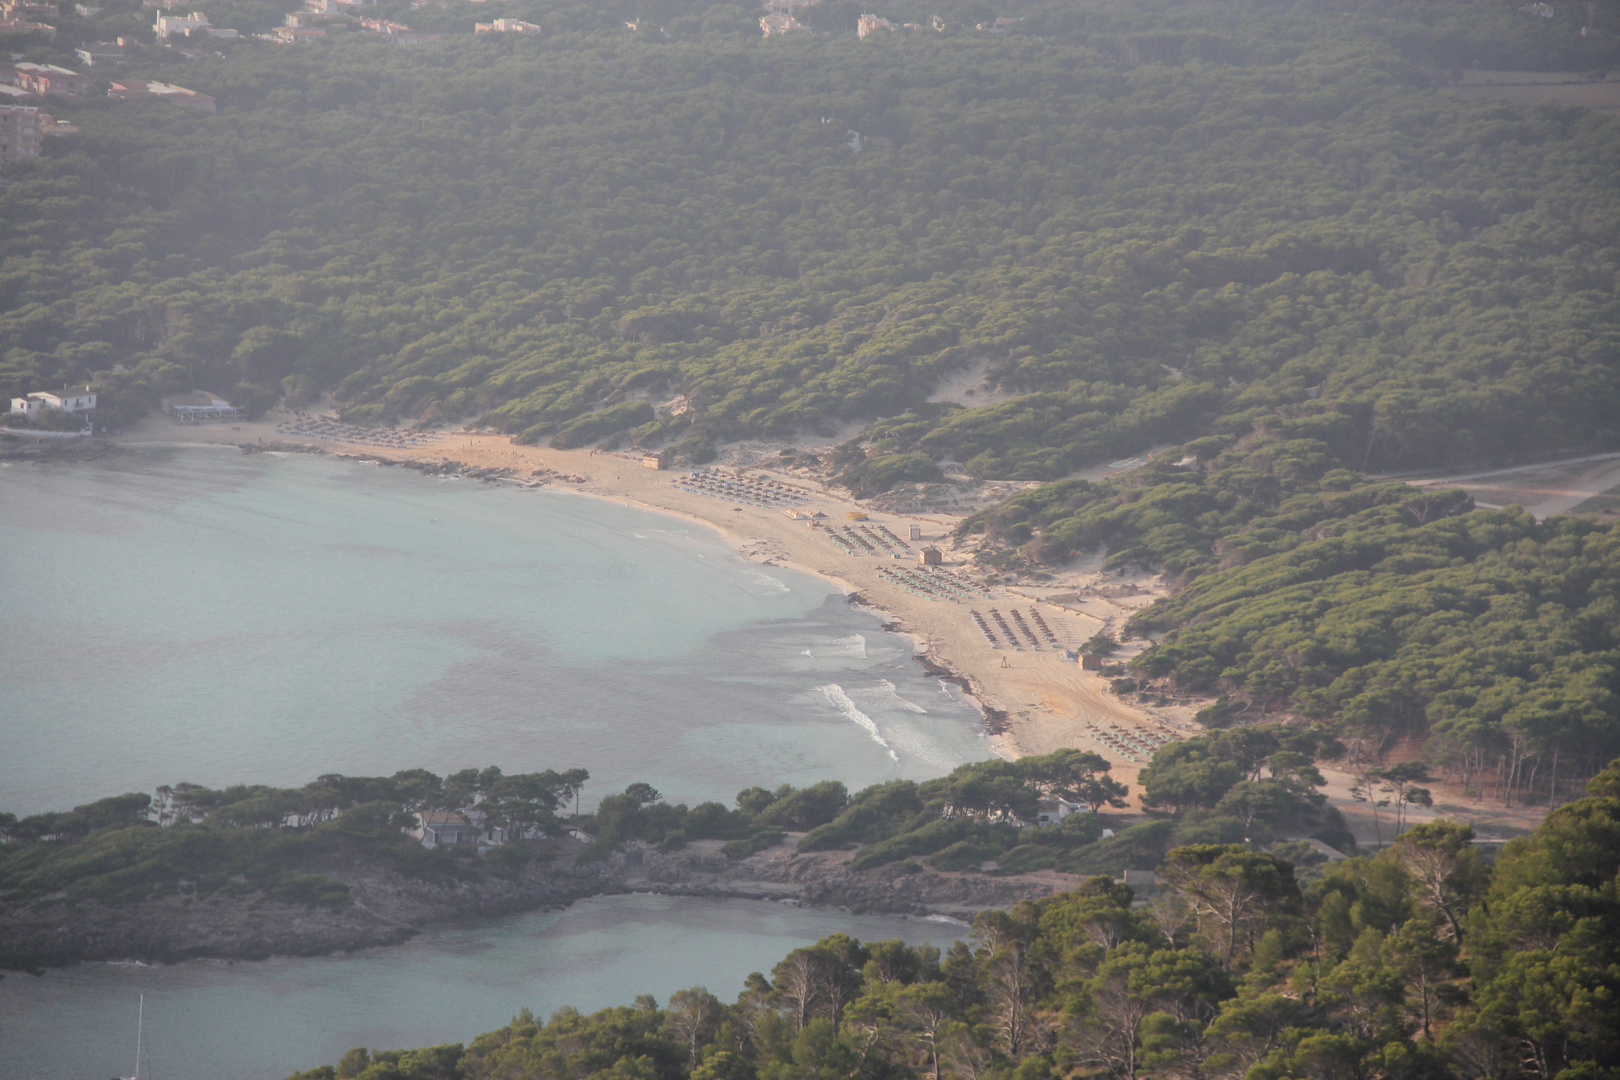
top-left (6, 420), bottom-right (1559, 843)
top-left (0, 837), bottom-right (1072, 974)
top-left (112, 414), bottom-right (1181, 792)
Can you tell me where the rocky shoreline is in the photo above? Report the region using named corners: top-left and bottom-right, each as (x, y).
top-left (0, 838), bottom-right (1070, 972)
top-left (239, 440), bottom-right (589, 485)
top-left (0, 435), bottom-right (116, 462)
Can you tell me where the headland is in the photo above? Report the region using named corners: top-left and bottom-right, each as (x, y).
top-left (0, 834), bottom-right (1068, 972)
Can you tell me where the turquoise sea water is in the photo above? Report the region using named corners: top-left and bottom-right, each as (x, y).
top-left (0, 446), bottom-right (990, 815)
top-left (0, 445), bottom-right (988, 1080)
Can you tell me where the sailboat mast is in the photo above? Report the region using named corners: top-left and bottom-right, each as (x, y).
top-left (133, 993), bottom-right (145, 1080)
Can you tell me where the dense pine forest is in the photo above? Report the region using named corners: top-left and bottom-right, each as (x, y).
top-left (962, 432), bottom-right (1620, 798)
top-left (6, 0), bottom-right (1619, 474)
top-left (1, 741), bottom-right (1331, 907)
top-left (7, 6), bottom-right (1620, 1072)
top-left (275, 763), bottom-right (1620, 1080)
top-left (7, 3), bottom-right (1618, 792)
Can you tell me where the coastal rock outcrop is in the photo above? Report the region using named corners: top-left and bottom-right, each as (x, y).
top-left (619, 840), bottom-right (1069, 918)
top-left (0, 838), bottom-right (1071, 971)
top-left (0, 847), bottom-right (623, 972)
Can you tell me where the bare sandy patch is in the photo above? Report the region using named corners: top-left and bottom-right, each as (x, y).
top-left (1400, 452), bottom-right (1620, 519)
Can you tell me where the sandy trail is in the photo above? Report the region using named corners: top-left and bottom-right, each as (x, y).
top-left (1402, 452), bottom-right (1620, 519)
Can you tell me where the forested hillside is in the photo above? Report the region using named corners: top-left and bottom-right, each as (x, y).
top-left (4, 744), bottom-right (1334, 908)
top-left (282, 763), bottom-right (1620, 1080)
top-left (963, 431), bottom-right (1620, 798)
top-left (6, 0), bottom-right (1618, 476)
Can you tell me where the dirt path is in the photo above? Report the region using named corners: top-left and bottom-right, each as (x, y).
top-left (1399, 452), bottom-right (1620, 519)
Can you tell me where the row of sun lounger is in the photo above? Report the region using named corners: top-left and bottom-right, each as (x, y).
top-left (674, 469), bottom-right (809, 507)
top-left (854, 525), bottom-right (910, 556)
top-left (277, 419), bottom-right (436, 448)
top-left (965, 606), bottom-right (1067, 650)
top-left (926, 569), bottom-right (992, 599)
top-left (970, 609), bottom-right (1002, 646)
top-left (836, 524), bottom-right (917, 557)
top-left (879, 565), bottom-right (965, 600)
top-left (1084, 722), bottom-right (1182, 763)
top-left (1007, 610), bottom-right (1045, 649)
top-left (987, 608), bottom-right (1024, 647)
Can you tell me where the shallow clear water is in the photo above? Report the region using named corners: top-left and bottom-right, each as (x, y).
top-left (0, 446), bottom-right (989, 1080)
top-left (0, 893), bottom-right (968, 1080)
top-left (0, 446), bottom-right (990, 815)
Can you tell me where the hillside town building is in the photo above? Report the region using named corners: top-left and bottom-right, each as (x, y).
top-left (154, 9), bottom-right (238, 37)
top-left (857, 13), bottom-right (896, 37)
top-left (107, 80), bottom-right (216, 112)
top-left (474, 18), bottom-right (539, 32)
top-left (74, 42), bottom-right (126, 66)
top-left (0, 62), bottom-right (92, 96)
top-left (759, 13), bottom-right (805, 36)
top-left (0, 104), bottom-right (40, 164)
top-left (0, 0), bottom-right (56, 19)
top-left (0, 18), bottom-right (55, 37)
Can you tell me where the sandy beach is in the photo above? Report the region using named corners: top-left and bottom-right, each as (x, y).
top-left (116, 411), bottom-right (1189, 801)
top-left (108, 410), bottom-right (1555, 840)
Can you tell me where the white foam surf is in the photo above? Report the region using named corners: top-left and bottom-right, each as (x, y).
top-left (876, 718), bottom-right (969, 771)
top-left (813, 633), bottom-right (867, 658)
top-left (847, 679), bottom-right (928, 714)
top-left (815, 682), bottom-right (899, 761)
top-left (748, 570), bottom-right (791, 595)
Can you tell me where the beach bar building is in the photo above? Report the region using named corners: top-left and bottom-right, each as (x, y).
top-left (162, 390), bottom-right (242, 423)
top-left (918, 546), bottom-right (943, 566)
top-left (641, 449), bottom-right (671, 469)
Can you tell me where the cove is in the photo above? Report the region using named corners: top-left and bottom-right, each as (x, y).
top-left (0, 893), bottom-right (967, 1080)
top-left (0, 445), bottom-right (989, 1080)
top-left (0, 446), bottom-right (991, 815)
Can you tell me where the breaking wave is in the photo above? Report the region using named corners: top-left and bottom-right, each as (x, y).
top-left (815, 683), bottom-right (898, 761)
top-left (846, 679), bottom-right (928, 714)
top-left (820, 634), bottom-right (867, 658)
top-left (748, 570), bottom-right (791, 595)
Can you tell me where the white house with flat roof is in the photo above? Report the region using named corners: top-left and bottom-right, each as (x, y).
top-left (11, 385), bottom-right (96, 417)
